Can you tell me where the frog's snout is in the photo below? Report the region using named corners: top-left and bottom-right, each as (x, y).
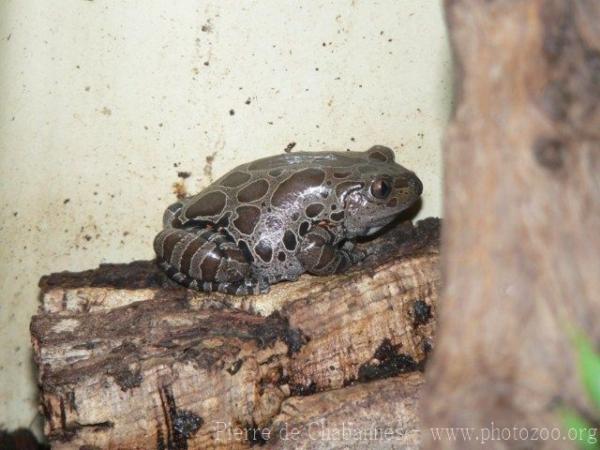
top-left (395, 172), bottom-right (423, 198)
top-left (412, 176), bottom-right (423, 196)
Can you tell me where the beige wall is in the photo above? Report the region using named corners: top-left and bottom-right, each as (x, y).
top-left (0, 0), bottom-right (451, 434)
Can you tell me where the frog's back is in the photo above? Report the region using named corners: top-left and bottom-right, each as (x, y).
top-left (237, 151), bottom-right (367, 174)
top-left (175, 150), bottom-right (375, 230)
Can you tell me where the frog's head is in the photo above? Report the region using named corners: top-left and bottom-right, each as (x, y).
top-left (340, 146), bottom-right (422, 238)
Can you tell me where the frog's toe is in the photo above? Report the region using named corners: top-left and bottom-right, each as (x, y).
top-left (253, 277), bottom-right (271, 294)
top-left (230, 277), bottom-right (270, 295)
top-left (258, 283), bottom-right (271, 294)
top-left (351, 248), bottom-right (367, 263)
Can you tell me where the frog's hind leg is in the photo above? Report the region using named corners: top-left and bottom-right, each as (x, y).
top-left (154, 227), bottom-right (267, 294)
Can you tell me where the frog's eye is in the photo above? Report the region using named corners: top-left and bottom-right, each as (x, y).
top-left (370, 178), bottom-right (392, 199)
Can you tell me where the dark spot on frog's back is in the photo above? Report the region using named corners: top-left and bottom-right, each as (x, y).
top-left (298, 221), bottom-right (310, 236)
top-left (255, 239), bottom-right (273, 262)
top-left (333, 171), bottom-right (351, 178)
top-left (237, 179), bottom-right (269, 202)
top-left (271, 168), bottom-right (325, 207)
top-left (185, 191), bottom-right (227, 218)
top-left (220, 171), bottom-right (251, 188)
top-left (305, 203), bottom-right (324, 218)
top-left (233, 205), bottom-right (261, 235)
top-left (283, 230), bottom-right (297, 250)
top-left (330, 211), bottom-right (344, 221)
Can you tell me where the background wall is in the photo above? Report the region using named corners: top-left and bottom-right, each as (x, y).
top-left (0, 0), bottom-right (451, 435)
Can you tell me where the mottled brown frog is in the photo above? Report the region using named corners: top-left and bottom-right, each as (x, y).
top-left (154, 146), bottom-right (422, 294)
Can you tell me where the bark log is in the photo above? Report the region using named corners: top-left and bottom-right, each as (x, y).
top-left (31, 219), bottom-right (440, 450)
top-left (265, 373), bottom-right (423, 450)
top-left (421, 1), bottom-right (600, 449)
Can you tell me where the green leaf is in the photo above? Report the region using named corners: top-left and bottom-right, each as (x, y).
top-left (561, 408), bottom-right (600, 450)
top-left (573, 331), bottom-right (600, 413)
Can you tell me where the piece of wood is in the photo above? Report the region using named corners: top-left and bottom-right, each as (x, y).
top-left (421, 1), bottom-right (600, 449)
top-left (266, 373), bottom-right (423, 450)
top-left (31, 219), bottom-right (440, 449)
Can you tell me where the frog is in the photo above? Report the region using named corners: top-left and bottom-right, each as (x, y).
top-left (153, 145), bottom-right (422, 295)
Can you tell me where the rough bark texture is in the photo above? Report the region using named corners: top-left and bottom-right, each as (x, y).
top-left (31, 219), bottom-right (440, 449)
top-left (421, 1), bottom-right (600, 449)
top-left (266, 373), bottom-right (423, 450)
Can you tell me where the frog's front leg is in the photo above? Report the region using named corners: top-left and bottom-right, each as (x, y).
top-left (297, 226), bottom-right (364, 275)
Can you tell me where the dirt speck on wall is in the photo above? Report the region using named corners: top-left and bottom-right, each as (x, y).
top-left (203, 152), bottom-right (217, 183)
top-left (172, 181), bottom-right (188, 200)
top-left (0, 0), bottom-right (451, 438)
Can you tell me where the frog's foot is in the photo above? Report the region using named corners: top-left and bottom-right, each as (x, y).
top-left (299, 228), bottom-right (367, 275)
top-left (332, 247), bottom-right (367, 273)
top-left (340, 241), bottom-right (367, 265)
top-left (209, 277), bottom-right (270, 295)
top-left (159, 259), bottom-right (269, 295)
